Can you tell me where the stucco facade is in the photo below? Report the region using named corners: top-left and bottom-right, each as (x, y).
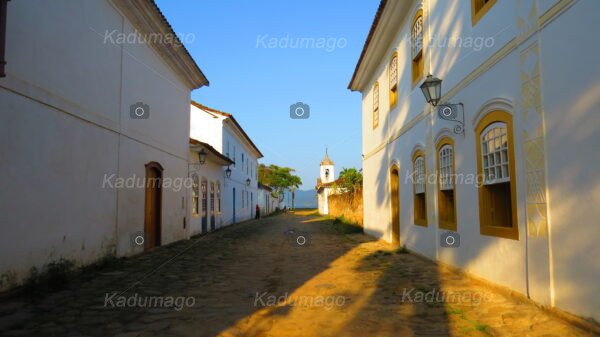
top-left (0, 0), bottom-right (207, 289)
top-left (350, 0), bottom-right (599, 321)
top-left (189, 102), bottom-right (263, 229)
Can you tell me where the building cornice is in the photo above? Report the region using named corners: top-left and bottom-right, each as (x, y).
top-left (348, 0), bottom-right (412, 92)
top-left (191, 101), bottom-right (264, 159)
top-left (110, 0), bottom-right (208, 89)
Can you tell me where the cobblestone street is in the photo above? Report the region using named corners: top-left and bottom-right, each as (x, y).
top-left (0, 211), bottom-right (595, 337)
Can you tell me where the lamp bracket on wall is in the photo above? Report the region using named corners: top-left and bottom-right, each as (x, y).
top-left (437, 103), bottom-right (464, 134)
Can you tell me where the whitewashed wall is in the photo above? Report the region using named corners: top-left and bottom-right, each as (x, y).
top-left (537, 0), bottom-right (600, 320)
top-left (188, 151), bottom-right (226, 236)
top-left (189, 106), bottom-right (261, 227)
top-left (0, 0), bottom-right (194, 288)
top-left (359, 0), bottom-right (599, 321)
top-left (222, 124), bottom-right (259, 224)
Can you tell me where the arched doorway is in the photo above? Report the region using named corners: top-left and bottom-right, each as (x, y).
top-left (390, 165), bottom-right (400, 245)
top-left (144, 162), bottom-right (163, 250)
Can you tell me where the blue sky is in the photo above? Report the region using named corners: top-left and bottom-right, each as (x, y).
top-left (156, 0), bottom-right (378, 189)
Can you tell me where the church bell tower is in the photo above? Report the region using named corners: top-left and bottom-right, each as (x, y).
top-left (320, 149), bottom-right (335, 184)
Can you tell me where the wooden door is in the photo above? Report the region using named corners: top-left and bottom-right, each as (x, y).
top-left (391, 167), bottom-right (400, 245)
top-left (144, 162), bottom-right (163, 250)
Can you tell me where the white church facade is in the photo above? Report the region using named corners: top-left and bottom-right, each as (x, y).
top-left (349, 0), bottom-right (600, 322)
top-left (316, 151), bottom-right (337, 215)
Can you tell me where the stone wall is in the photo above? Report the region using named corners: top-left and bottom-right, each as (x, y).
top-left (327, 189), bottom-right (363, 226)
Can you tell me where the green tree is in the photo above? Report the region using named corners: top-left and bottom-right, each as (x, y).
top-left (258, 164), bottom-right (303, 209)
top-left (335, 167), bottom-right (363, 194)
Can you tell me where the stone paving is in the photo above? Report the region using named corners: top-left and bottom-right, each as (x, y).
top-left (0, 211), bottom-right (596, 337)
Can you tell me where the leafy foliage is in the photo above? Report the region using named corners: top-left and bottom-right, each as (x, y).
top-left (334, 167), bottom-right (363, 193)
top-left (258, 164), bottom-right (302, 201)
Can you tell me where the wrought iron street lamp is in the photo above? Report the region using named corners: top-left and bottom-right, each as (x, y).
top-left (420, 74), bottom-right (465, 134)
top-left (225, 166), bottom-right (232, 178)
top-left (198, 148), bottom-right (207, 165)
top-left (246, 178), bottom-right (251, 186)
top-left (419, 74), bottom-right (442, 106)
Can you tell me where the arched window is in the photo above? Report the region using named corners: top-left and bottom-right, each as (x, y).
top-left (373, 82), bottom-right (380, 129)
top-left (389, 52), bottom-right (398, 107)
top-left (475, 111), bottom-right (518, 239)
top-left (413, 150), bottom-right (427, 226)
top-left (192, 174), bottom-right (200, 216)
top-left (471, 0), bottom-right (497, 26)
top-left (437, 138), bottom-right (457, 230)
top-left (411, 9), bottom-right (424, 86)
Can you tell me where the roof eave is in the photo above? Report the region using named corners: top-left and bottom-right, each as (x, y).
top-left (190, 139), bottom-right (234, 166)
top-left (191, 101), bottom-right (264, 159)
top-left (348, 0), bottom-right (411, 92)
top-left (110, 0), bottom-right (209, 89)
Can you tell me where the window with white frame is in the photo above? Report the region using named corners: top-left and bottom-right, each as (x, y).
top-left (389, 55), bottom-right (398, 90)
top-left (413, 153), bottom-right (427, 226)
top-left (439, 145), bottom-right (453, 190)
top-left (437, 140), bottom-right (457, 230)
top-left (389, 53), bottom-right (398, 107)
top-left (475, 112), bottom-right (517, 237)
top-left (412, 15), bottom-right (423, 59)
top-left (481, 122), bottom-right (509, 185)
top-left (414, 157), bottom-right (425, 193)
top-left (411, 10), bottom-right (424, 85)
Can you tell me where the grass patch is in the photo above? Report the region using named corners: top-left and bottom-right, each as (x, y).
top-left (327, 216), bottom-right (363, 234)
top-left (475, 324), bottom-right (490, 333)
top-left (395, 245), bottom-right (410, 254)
top-left (21, 253), bottom-right (122, 297)
top-left (447, 305), bottom-right (465, 315)
top-left (447, 305), bottom-right (493, 336)
top-left (23, 258), bottom-right (76, 294)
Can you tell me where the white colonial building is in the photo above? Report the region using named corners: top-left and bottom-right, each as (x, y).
top-left (0, 0), bottom-right (207, 289)
top-left (189, 139), bottom-right (233, 235)
top-left (189, 102), bottom-right (263, 229)
top-left (257, 183), bottom-right (278, 217)
top-left (350, 0), bottom-right (599, 322)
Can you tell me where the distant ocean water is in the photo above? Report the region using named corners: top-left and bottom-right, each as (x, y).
top-left (281, 189), bottom-right (317, 209)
